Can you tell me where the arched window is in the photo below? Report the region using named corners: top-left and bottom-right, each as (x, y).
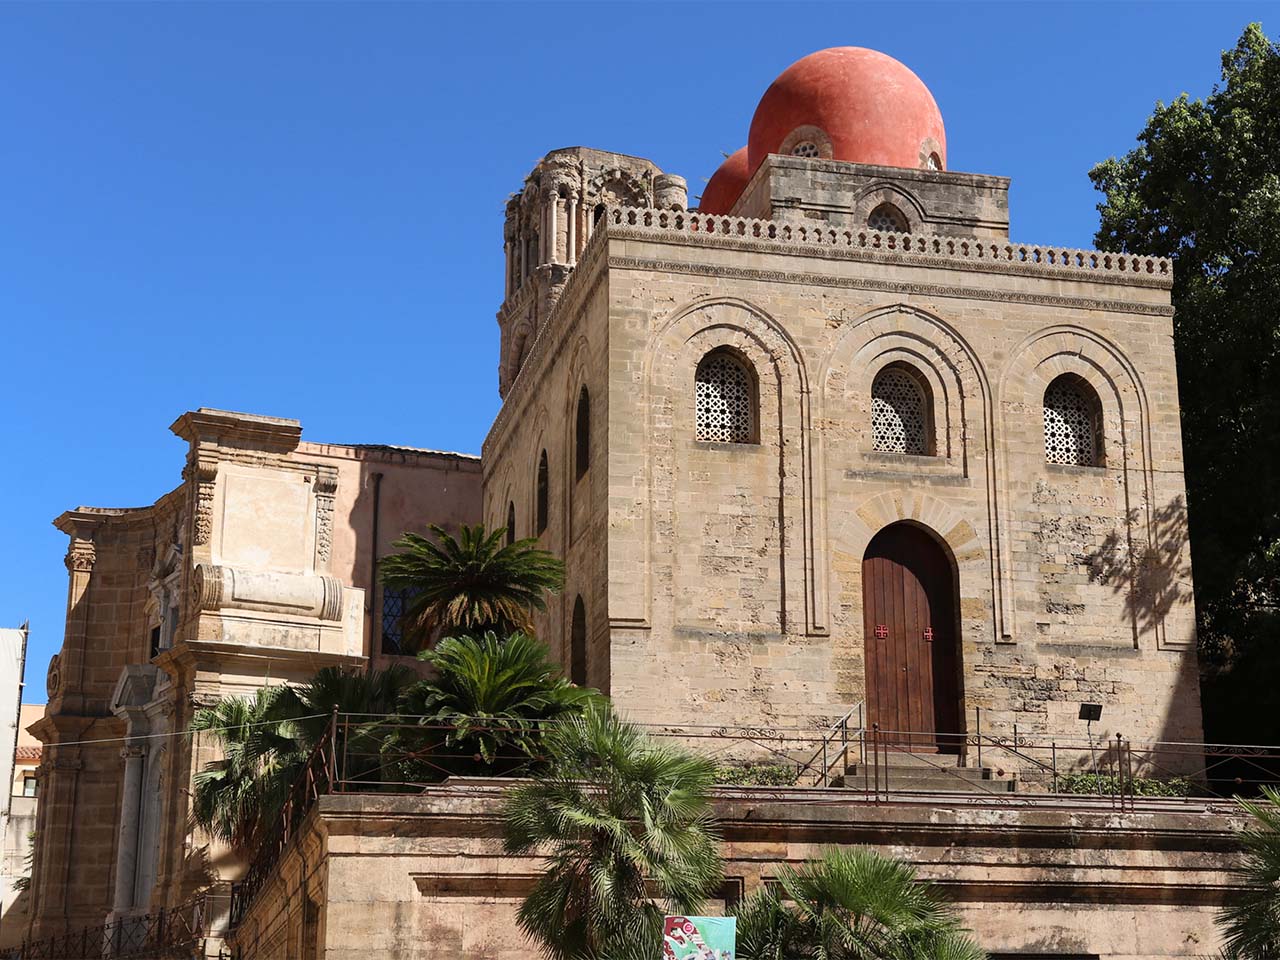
top-left (867, 203), bottom-right (909, 234)
top-left (570, 595), bottom-right (587, 686)
top-left (1044, 374), bottom-right (1102, 467)
top-left (871, 364), bottom-right (931, 455)
top-left (575, 386), bottom-right (590, 480)
top-left (536, 451), bottom-right (549, 535)
top-left (695, 350), bottom-right (756, 444)
top-left (593, 203), bottom-right (606, 226)
top-left (506, 502), bottom-right (516, 546)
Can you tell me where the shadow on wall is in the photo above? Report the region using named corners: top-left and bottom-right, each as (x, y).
top-left (0, 884), bottom-right (33, 949)
top-left (1086, 496), bottom-right (1194, 640)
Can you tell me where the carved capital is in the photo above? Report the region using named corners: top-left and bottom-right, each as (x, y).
top-left (64, 541), bottom-right (95, 573)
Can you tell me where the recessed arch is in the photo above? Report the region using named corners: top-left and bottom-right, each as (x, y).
top-left (505, 501), bottom-right (516, 546)
top-left (535, 450), bottom-right (549, 535)
top-left (570, 595), bottom-right (587, 686)
top-left (575, 386), bottom-right (590, 480)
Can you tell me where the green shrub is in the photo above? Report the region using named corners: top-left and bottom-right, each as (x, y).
top-left (1057, 771), bottom-right (1191, 797)
top-left (713, 763), bottom-right (798, 786)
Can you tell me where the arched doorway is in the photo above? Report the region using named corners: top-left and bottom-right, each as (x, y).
top-left (861, 522), bottom-right (962, 751)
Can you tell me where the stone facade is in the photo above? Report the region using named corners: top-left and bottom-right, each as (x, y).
top-left (228, 784), bottom-right (1248, 960)
top-left (483, 147), bottom-right (1201, 753)
top-left (24, 411), bottom-right (481, 941)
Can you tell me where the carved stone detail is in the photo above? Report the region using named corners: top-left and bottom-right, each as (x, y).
top-left (186, 458), bottom-right (218, 546)
top-left (46, 654), bottom-right (61, 699)
top-left (64, 541), bottom-right (96, 573)
top-left (314, 468), bottom-right (338, 567)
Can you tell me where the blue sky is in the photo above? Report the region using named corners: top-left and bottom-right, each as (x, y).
top-left (0, 1), bottom-right (1267, 702)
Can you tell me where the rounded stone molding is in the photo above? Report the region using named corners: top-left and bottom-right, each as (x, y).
top-left (46, 654), bottom-right (61, 699)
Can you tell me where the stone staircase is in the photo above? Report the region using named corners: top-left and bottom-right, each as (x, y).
top-left (834, 751), bottom-right (1017, 795)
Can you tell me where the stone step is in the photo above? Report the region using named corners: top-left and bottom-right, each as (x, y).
top-left (835, 757), bottom-right (1017, 793)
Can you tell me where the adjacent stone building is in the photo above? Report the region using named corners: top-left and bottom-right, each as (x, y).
top-left (26, 44), bottom-right (1214, 958)
top-left (25, 410), bottom-right (480, 941)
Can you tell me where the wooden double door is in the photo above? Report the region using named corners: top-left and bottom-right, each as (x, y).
top-left (861, 523), bottom-right (962, 751)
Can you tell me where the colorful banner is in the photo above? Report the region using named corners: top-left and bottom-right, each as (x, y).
top-left (663, 915), bottom-right (736, 960)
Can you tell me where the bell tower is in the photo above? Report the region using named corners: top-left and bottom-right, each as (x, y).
top-left (495, 147), bottom-right (686, 397)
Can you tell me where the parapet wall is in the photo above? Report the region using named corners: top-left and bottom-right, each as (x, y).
top-left (228, 783), bottom-right (1247, 960)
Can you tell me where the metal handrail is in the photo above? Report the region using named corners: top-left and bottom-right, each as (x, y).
top-left (798, 702), bottom-right (864, 786)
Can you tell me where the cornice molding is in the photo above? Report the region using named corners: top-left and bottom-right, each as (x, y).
top-left (607, 255), bottom-right (1174, 318)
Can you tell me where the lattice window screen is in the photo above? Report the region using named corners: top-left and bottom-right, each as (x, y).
top-left (868, 203), bottom-right (909, 233)
top-left (872, 367), bottom-right (929, 455)
top-left (1044, 380), bottom-right (1099, 466)
top-left (696, 352), bottom-right (754, 443)
top-left (792, 141), bottom-right (820, 158)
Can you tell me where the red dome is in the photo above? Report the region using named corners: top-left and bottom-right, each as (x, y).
top-left (747, 47), bottom-right (945, 174)
top-left (698, 146), bottom-right (749, 215)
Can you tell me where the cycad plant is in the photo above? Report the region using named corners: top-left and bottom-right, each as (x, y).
top-left (379, 524), bottom-right (565, 651)
top-left (399, 631), bottom-right (598, 774)
top-left (1219, 786), bottom-right (1280, 958)
top-left (503, 704), bottom-right (723, 960)
top-left (734, 847), bottom-right (985, 960)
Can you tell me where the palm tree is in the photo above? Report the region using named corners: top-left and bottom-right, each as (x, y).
top-left (1219, 786), bottom-right (1280, 958)
top-left (379, 524), bottom-right (565, 650)
top-left (190, 665), bottom-right (414, 850)
top-left (734, 847), bottom-right (984, 960)
top-left (399, 631), bottom-right (599, 774)
top-left (502, 703), bottom-right (723, 960)
top-left (190, 685), bottom-right (306, 851)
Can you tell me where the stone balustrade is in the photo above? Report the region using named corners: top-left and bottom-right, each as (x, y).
top-left (602, 204), bottom-right (1172, 282)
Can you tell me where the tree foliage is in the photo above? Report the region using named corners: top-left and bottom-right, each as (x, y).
top-left (733, 847), bottom-right (984, 960)
top-left (190, 665), bottom-right (414, 851)
top-left (502, 704), bottom-right (723, 960)
top-left (379, 524), bottom-right (565, 650)
top-left (1220, 786), bottom-right (1280, 958)
top-left (1090, 23), bottom-right (1280, 741)
top-left (399, 630), bottom-right (600, 772)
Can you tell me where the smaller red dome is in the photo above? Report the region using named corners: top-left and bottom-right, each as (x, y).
top-left (748, 47), bottom-right (945, 173)
top-left (697, 147), bottom-right (749, 215)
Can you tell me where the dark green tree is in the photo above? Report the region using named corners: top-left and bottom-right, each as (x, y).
top-left (379, 524), bottom-right (565, 651)
top-left (1090, 23), bottom-right (1280, 743)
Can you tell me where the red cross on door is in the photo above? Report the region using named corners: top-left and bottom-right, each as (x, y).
top-left (874, 624), bottom-right (888, 640)
top-left (923, 626), bottom-right (934, 642)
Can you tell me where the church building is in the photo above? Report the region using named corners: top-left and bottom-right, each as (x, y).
top-left (20, 46), bottom-right (1221, 959)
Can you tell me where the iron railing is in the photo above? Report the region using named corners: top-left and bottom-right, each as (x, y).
top-left (225, 709), bottom-right (1280, 929)
top-left (2, 894), bottom-right (212, 960)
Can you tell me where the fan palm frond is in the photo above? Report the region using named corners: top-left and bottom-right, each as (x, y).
top-left (502, 703), bottom-right (722, 960)
top-left (1219, 785), bottom-right (1280, 958)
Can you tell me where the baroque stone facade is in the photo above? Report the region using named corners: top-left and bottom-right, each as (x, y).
top-left (25, 410), bottom-right (480, 941)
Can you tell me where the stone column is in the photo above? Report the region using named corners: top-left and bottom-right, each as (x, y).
top-left (112, 745), bottom-right (146, 913)
top-left (518, 227), bottom-right (526, 282)
top-left (547, 195), bottom-right (558, 265)
top-left (567, 193), bottom-right (578, 265)
top-left (503, 240), bottom-right (512, 298)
